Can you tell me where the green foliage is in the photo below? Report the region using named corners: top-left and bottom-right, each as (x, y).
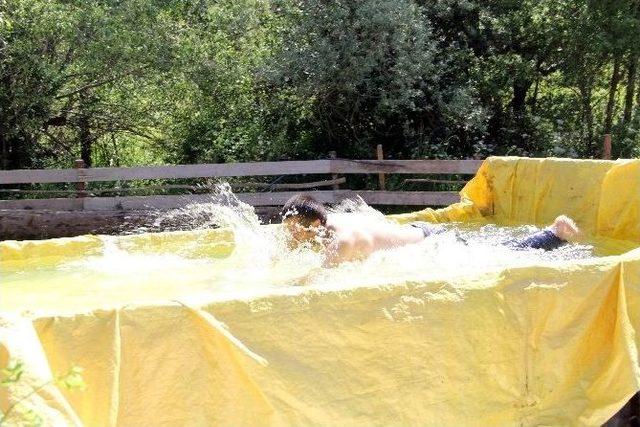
top-left (0, 359), bottom-right (85, 426)
top-left (1, 360), bottom-right (24, 386)
top-left (265, 0), bottom-right (489, 159)
top-left (165, 0), bottom-right (312, 163)
top-left (1, 0), bottom-right (639, 169)
top-left (0, 0), bottom-right (181, 168)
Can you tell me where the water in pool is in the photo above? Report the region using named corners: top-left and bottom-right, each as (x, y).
top-left (1, 185), bottom-right (636, 314)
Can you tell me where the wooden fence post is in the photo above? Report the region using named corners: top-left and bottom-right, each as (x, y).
top-left (603, 134), bottom-right (612, 160)
top-left (74, 159), bottom-right (87, 198)
top-left (376, 144), bottom-right (386, 190)
top-left (329, 151), bottom-right (340, 191)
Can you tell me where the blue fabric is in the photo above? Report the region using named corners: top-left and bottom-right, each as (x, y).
top-left (511, 229), bottom-right (566, 251)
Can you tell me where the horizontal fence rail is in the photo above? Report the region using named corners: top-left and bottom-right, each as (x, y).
top-left (330, 159), bottom-right (481, 175)
top-left (0, 159), bottom-right (482, 184)
top-left (0, 178), bottom-right (349, 195)
top-left (0, 160), bottom-right (333, 184)
top-left (0, 191), bottom-right (461, 211)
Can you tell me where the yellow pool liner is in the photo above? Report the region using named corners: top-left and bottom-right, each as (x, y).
top-left (1, 156), bottom-right (639, 426)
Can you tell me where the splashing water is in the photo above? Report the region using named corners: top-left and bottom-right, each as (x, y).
top-left (148, 183), bottom-right (288, 269)
top-left (3, 184), bottom-right (633, 314)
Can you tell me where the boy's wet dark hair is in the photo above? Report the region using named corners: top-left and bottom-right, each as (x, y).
top-left (281, 194), bottom-right (328, 226)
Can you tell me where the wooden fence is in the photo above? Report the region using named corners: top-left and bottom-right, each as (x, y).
top-left (0, 156), bottom-right (483, 211)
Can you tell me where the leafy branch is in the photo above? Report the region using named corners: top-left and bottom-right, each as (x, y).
top-left (0, 360), bottom-right (85, 426)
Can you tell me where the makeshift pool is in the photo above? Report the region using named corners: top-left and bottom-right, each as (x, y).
top-left (1, 210), bottom-right (635, 315)
top-left (1, 156), bottom-right (639, 426)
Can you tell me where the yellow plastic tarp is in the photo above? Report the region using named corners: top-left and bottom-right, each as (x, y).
top-left (1, 156), bottom-right (639, 426)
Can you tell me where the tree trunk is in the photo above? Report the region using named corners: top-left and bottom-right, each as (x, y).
top-left (530, 75), bottom-right (540, 115)
top-left (1, 72), bottom-right (13, 169)
top-left (579, 83), bottom-right (594, 153)
top-left (604, 56), bottom-right (622, 135)
top-left (622, 55), bottom-right (638, 125)
top-left (78, 114), bottom-right (92, 167)
top-left (636, 58), bottom-right (640, 109)
top-left (529, 59), bottom-right (543, 116)
top-left (0, 128), bottom-right (7, 170)
top-left (511, 79), bottom-right (532, 116)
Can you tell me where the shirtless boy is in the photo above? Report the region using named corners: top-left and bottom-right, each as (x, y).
top-left (281, 194), bottom-right (582, 266)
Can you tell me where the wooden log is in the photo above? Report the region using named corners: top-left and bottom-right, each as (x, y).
top-left (80, 192), bottom-right (340, 211)
top-left (0, 185), bottom-right (201, 195)
top-left (88, 184), bottom-right (198, 194)
top-left (0, 188), bottom-right (80, 194)
top-left (0, 178), bottom-right (348, 195)
top-left (0, 198), bottom-right (84, 210)
top-left (0, 207), bottom-right (286, 240)
top-left (0, 190), bottom-right (460, 211)
top-left (0, 209), bottom-right (144, 240)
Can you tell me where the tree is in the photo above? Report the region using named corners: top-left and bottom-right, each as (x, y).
top-left (2, 0), bottom-right (640, 169)
top-left (266, 0), bottom-right (486, 159)
top-left (0, 0), bottom-right (179, 169)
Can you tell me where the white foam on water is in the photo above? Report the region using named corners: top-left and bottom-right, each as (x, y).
top-left (66, 185), bottom-right (595, 289)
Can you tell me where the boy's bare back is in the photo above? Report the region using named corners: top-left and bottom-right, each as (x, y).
top-left (323, 213), bottom-right (424, 265)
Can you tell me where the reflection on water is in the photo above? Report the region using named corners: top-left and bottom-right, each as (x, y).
top-left (1, 185), bottom-right (636, 314)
